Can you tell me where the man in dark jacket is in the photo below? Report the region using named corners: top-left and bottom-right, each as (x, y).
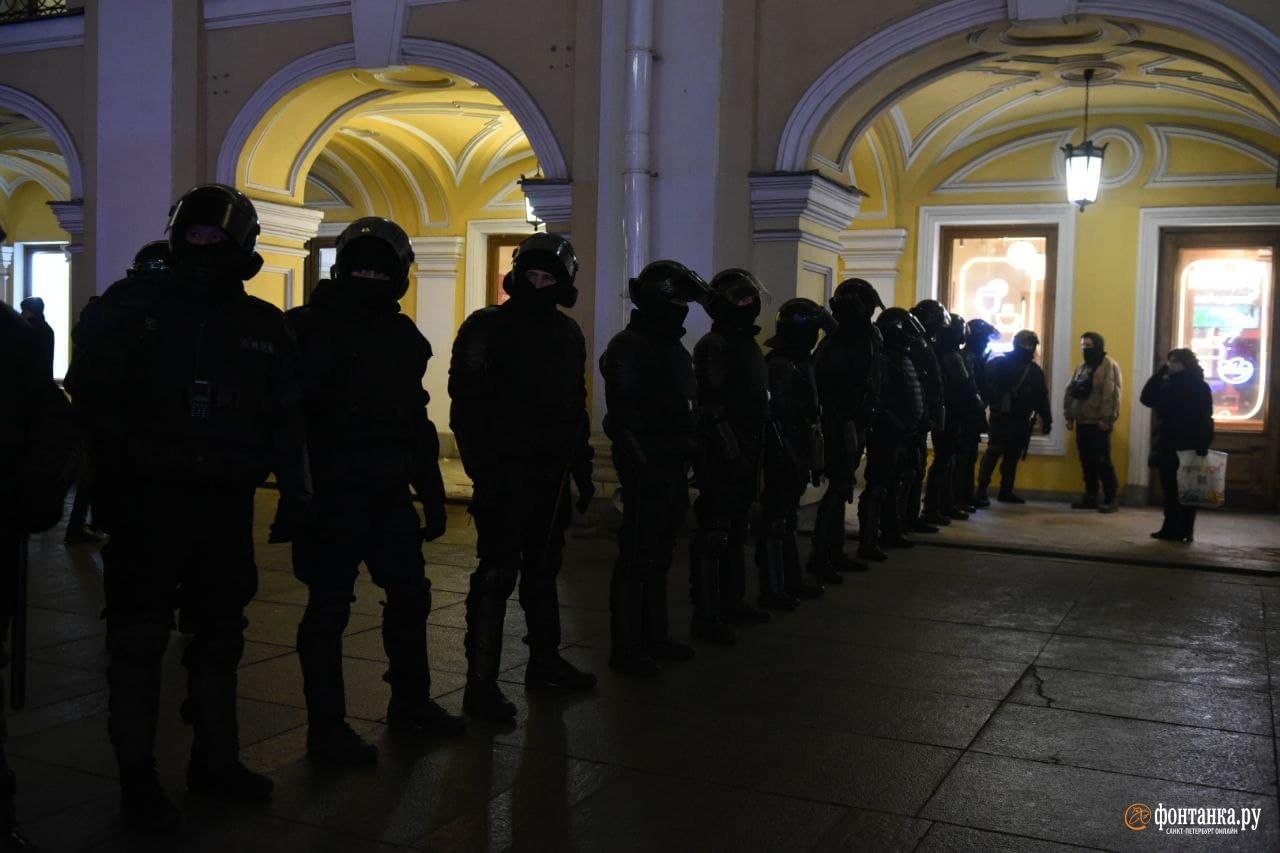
top-left (449, 233), bottom-right (596, 721)
top-left (69, 184), bottom-right (311, 832)
top-left (976, 329), bottom-right (1052, 504)
top-left (757, 298), bottom-right (834, 608)
top-left (857, 308), bottom-right (926, 561)
top-left (810, 278), bottom-right (883, 581)
top-left (903, 300), bottom-right (949, 533)
top-left (18, 296), bottom-right (54, 378)
top-left (954, 319), bottom-right (998, 510)
top-left (1, 302), bottom-right (79, 850)
top-left (923, 314), bottom-right (983, 524)
top-left (690, 269), bottom-right (772, 642)
top-left (600, 260), bottom-right (708, 675)
top-left (1140, 348), bottom-right (1215, 541)
top-left (284, 217), bottom-right (462, 765)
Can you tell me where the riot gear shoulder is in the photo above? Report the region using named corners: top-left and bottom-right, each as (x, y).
top-left (333, 217), bottom-right (415, 301)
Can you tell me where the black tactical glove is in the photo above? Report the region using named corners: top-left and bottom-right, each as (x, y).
top-left (268, 494), bottom-right (314, 544)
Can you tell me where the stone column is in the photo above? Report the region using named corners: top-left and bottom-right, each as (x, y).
top-left (255, 200), bottom-right (323, 310)
top-left (750, 172), bottom-right (864, 308)
top-left (410, 236), bottom-right (465, 445)
top-left (838, 228), bottom-right (908, 308)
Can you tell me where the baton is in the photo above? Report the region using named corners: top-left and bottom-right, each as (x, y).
top-left (11, 535), bottom-right (28, 710)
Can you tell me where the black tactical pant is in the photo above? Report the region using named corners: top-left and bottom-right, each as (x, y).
top-left (924, 426), bottom-right (962, 516)
top-left (690, 447), bottom-right (760, 620)
top-left (756, 456), bottom-right (808, 595)
top-left (292, 487), bottom-right (431, 727)
top-left (978, 428), bottom-right (1031, 496)
top-left (811, 423), bottom-right (861, 571)
top-left (859, 429), bottom-right (910, 550)
top-left (467, 462), bottom-right (569, 681)
top-left (100, 485), bottom-right (258, 777)
top-left (899, 434), bottom-right (928, 525)
top-left (1157, 454), bottom-right (1197, 538)
top-left (1075, 424), bottom-right (1118, 502)
top-left (611, 453), bottom-right (689, 659)
top-left (953, 431), bottom-right (982, 507)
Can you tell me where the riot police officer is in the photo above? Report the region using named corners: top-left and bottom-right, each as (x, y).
top-left (977, 329), bottom-right (1053, 504)
top-left (71, 185), bottom-right (310, 832)
top-left (283, 218), bottom-right (462, 765)
top-left (954, 319), bottom-right (998, 510)
top-left (810, 278), bottom-right (883, 581)
top-left (903, 300), bottom-right (949, 533)
top-left (922, 314), bottom-right (983, 524)
top-left (857, 308), bottom-right (926, 561)
top-left (757, 298), bottom-right (834, 608)
top-left (600, 260), bottom-right (709, 675)
top-left (689, 269), bottom-right (772, 641)
top-left (449, 233), bottom-right (596, 721)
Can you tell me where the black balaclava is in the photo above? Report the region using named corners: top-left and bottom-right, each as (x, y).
top-left (504, 267), bottom-right (562, 313)
top-left (335, 236), bottom-right (406, 308)
top-left (1081, 331), bottom-right (1106, 366)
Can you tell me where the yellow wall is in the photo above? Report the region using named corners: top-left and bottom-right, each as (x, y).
top-left (848, 115), bottom-right (1280, 495)
top-left (0, 183), bottom-right (68, 244)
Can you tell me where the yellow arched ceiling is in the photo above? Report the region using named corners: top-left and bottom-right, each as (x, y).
top-left (815, 15), bottom-right (1280, 214)
top-left (238, 66), bottom-right (539, 235)
top-left (0, 107), bottom-right (69, 207)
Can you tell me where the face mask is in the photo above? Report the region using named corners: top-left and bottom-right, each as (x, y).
top-left (174, 243), bottom-right (245, 286)
top-left (649, 301), bottom-right (689, 329)
top-left (1014, 347), bottom-right (1036, 363)
top-left (1082, 345), bottom-right (1103, 365)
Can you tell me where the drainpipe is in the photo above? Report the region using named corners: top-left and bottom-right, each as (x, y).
top-left (622, 0), bottom-right (654, 279)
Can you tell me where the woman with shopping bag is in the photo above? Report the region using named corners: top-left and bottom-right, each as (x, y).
top-left (1140, 348), bottom-right (1216, 542)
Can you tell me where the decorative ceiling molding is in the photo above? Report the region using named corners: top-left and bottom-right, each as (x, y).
top-left (0, 154), bottom-right (68, 198)
top-left (479, 131), bottom-right (533, 184)
top-left (268, 91), bottom-right (387, 198)
top-left (359, 135), bottom-right (443, 227)
top-left (311, 149), bottom-right (375, 215)
top-left (0, 85), bottom-right (83, 199)
top-left (362, 114), bottom-right (506, 186)
top-left (1138, 56), bottom-right (1245, 93)
top-left (935, 125), bottom-right (1142, 193)
top-left (303, 174), bottom-right (351, 208)
top-left (322, 136), bottom-right (395, 215)
top-left (481, 181), bottom-right (525, 213)
top-left (891, 76), bottom-right (1034, 169)
top-left (1145, 124), bottom-right (1279, 188)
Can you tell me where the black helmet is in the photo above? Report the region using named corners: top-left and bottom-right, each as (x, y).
top-left (129, 240), bottom-right (170, 277)
top-left (766, 297), bottom-right (836, 350)
top-left (510, 232), bottom-right (579, 307)
top-left (964, 318), bottom-right (999, 349)
top-left (942, 313), bottom-right (966, 348)
top-left (333, 217), bottom-right (415, 300)
top-left (167, 183), bottom-right (263, 280)
top-left (910, 299), bottom-right (950, 337)
top-left (707, 268), bottom-right (766, 325)
top-left (877, 306), bottom-right (923, 351)
top-left (829, 277), bottom-right (883, 323)
top-left (629, 260), bottom-right (708, 324)
top-left (1013, 329), bottom-right (1040, 350)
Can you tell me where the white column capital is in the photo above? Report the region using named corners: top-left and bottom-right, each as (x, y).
top-left (519, 179), bottom-right (574, 232)
top-left (838, 228), bottom-right (909, 308)
top-left (255, 200), bottom-right (325, 245)
top-left (749, 172), bottom-right (864, 238)
top-left (47, 199), bottom-right (86, 253)
top-left (409, 236), bottom-right (466, 277)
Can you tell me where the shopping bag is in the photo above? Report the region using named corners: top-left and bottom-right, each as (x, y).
top-left (1176, 449), bottom-right (1227, 508)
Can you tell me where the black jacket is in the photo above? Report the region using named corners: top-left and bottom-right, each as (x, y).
top-left (1140, 368), bottom-right (1215, 456)
top-left (67, 272), bottom-right (306, 493)
top-left (693, 322), bottom-right (770, 457)
top-left (765, 344), bottom-right (822, 476)
top-left (450, 298), bottom-right (590, 481)
top-left (599, 310), bottom-right (697, 461)
top-left (286, 280), bottom-right (444, 505)
top-left (813, 320), bottom-right (882, 427)
top-left (984, 354), bottom-right (1052, 441)
top-left (875, 348), bottom-right (926, 437)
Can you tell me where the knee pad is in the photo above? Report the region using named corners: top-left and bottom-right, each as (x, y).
top-left (384, 577), bottom-right (431, 620)
top-left (300, 588), bottom-right (354, 635)
top-left (473, 561), bottom-right (519, 599)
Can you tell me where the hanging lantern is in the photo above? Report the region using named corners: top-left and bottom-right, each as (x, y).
top-left (1061, 68), bottom-right (1107, 211)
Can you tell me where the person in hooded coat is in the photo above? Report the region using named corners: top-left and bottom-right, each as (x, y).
top-left (1140, 348), bottom-right (1214, 542)
top-left (1064, 331), bottom-right (1122, 512)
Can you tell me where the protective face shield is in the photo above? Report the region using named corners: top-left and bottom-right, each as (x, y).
top-left (765, 297), bottom-right (836, 351)
top-left (629, 260), bottom-right (709, 328)
top-left (333, 217), bottom-right (415, 302)
top-left (829, 277), bottom-right (883, 324)
top-left (876, 306), bottom-right (921, 352)
top-left (129, 241), bottom-right (171, 277)
top-left (708, 268), bottom-right (768, 327)
top-left (910, 299), bottom-right (951, 339)
top-left (167, 184), bottom-right (263, 284)
top-left (510, 233), bottom-right (579, 308)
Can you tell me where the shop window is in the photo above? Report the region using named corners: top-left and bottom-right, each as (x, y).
top-left (22, 242), bottom-right (70, 380)
top-left (303, 236), bottom-right (338, 303)
top-left (1172, 245), bottom-right (1272, 431)
top-left (939, 226), bottom-right (1058, 378)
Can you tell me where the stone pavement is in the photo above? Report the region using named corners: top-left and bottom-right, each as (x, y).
top-left (10, 490), bottom-right (1280, 851)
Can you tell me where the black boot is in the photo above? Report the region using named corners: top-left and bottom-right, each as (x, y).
top-left (107, 623), bottom-right (179, 833)
top-left (463, 585), bottom-right (517, 721)
top-left (972, 486), bottom-right (991, 508)
top-left (690, 539), bottom-right (735, 642)
top-left (383, 580), bottom-right (466, 734)
top-left (757, 536), bottom-right (799, 611)
top-left (182, 630), bottom-right (273, 803)
top-left (306, 722), bottom-right (379, 765)
top-left (781, 527), bottom-right (823, 599)
top-left (610, 572), bottom-right (660, 675)
top-left (298, 590), bottom-right (376, 763)
top-left (526, 650), bottom-right (598, 690)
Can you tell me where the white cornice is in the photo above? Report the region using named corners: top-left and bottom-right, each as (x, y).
top-left (838, 228), bottom-right (908, 273)
top-left (46, 199), bottom-right (84, 236)
top-left (752, 229), bottom-right (842, 254)
top-left (409, 236), bottom-right (465, 277)
top-left (255, 199), bottom-right (325, 243)
top-left (0, 13), bottom-right (84, 55)
top-left (749, 172), bottom-right (864, 233)
top-left (1146, 124), bottom-right (1278, 188)
top-left (520, 179), bottom-right (573, 226)
top-left (204, 0), bottom-right (348, 30)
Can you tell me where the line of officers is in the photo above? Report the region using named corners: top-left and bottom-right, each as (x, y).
top-left (56, 183), bottom-right (1049, 836)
